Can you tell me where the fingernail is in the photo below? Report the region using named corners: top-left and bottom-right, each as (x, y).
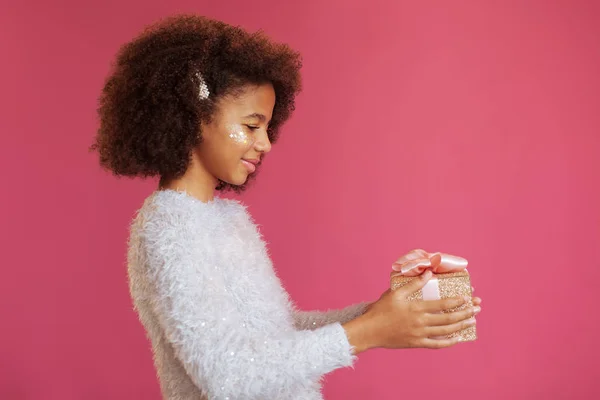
top-left (463, 296), bottom-right (470, 303)
top-left (392, 264), bottom-right (401, 271)
top-left (421, 270), bottom-right (432, 280)
top-left (473, 306), bottom-right (481, 314)
top-left (466, 317), bottom-right (476, 326)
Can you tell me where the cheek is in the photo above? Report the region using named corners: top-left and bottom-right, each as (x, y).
top-left (226, 124), bottom-right (254, 148)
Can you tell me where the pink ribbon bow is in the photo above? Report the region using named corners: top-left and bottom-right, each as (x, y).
top-left (392, 249), bottom-right (468, 276)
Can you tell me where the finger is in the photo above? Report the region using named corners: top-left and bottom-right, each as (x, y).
top-left (472, 297), bottom-right (481, 306)
top-left (421, 337), bottom-right (459, 349)
top-left (426, 317), bottom-right (476, 336)
top-left (426, 306), bottom-right (480, 326)
top-left (471, 286), bottom-right (475, 293)
top-left (419, 296), bottom-right (468, 313)
top-left (396, 270), bottom-right (433, 297)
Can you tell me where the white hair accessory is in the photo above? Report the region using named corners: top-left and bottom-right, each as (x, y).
top-left (195, 71), bottom-right (210, 100)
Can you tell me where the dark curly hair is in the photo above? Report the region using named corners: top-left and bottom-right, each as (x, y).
top-left (90, 14), bottom-right (302, 192)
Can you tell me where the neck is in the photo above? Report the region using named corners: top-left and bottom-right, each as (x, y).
top-left (159, 157), bottom-right (218, 203)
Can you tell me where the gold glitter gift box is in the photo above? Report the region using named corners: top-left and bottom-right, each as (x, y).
top-left (390, 271), bottom-right (477, 342)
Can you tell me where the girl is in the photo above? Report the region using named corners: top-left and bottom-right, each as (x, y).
top-left (92, 14), bottom-right (481, 400)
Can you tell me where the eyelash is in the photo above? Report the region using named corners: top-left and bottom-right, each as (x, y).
top-left (245, 125), bottom-right (260, 131)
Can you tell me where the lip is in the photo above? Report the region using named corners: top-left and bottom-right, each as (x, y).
top-left (242, 158), bottom-right (260, 165)
top-left (241, 159), bottom-right (258, 173)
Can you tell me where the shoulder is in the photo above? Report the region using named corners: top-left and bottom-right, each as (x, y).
top-left (130, 190), bottom-right (251, 244)
top-left (127, 191), bottom-right (253, 276)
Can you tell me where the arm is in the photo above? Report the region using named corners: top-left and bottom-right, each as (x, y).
top-left (293, 303), bottom-right (371, 330)
top-left (144, 223), bottom-right (356, 399)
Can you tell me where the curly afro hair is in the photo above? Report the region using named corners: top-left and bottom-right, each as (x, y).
top-left (90, 14), bottom-right (302, 192)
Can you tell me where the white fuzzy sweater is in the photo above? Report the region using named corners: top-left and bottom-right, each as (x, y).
top-left (127, 190), bottom-right (368, 400)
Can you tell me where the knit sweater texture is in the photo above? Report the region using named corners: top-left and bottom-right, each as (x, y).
top-left (127, 190), bottom-right (368, 399)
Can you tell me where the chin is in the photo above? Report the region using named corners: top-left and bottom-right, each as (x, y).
top-left (226, 173), bottom-right (249, 186)
top-left (218, 166), bottom-right (258, 190)
top-left (216, 172), bottom-right (256, 193)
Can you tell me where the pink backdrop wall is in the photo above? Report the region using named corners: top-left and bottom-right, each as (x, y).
top-left (2, 1), bottom-right (599, 399)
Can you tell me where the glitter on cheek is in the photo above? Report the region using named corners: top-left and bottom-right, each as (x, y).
top-left (227, 124), bottom-right (254, 146)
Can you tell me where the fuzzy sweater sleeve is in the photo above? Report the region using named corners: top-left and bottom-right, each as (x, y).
top-left (293, 303), bottom-right (370, 331)
top-left (143, 217), bottom-right (356, 399)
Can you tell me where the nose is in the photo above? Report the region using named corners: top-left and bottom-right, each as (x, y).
top-left (254, 129), bottom-right (272, 153)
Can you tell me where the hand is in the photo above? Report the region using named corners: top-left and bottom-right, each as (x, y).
top-left (344, 271), bottom-right (481, 353)
top-left (367, 286), bottom-right (482, 310)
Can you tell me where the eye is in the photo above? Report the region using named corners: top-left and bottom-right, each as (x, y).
top-left (245, 125), bottom-right (260, 131)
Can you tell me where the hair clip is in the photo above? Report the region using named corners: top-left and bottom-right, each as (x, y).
top-left (195, 71), bottom-right (210, 100)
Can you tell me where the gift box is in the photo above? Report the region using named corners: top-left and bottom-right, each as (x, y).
top-left (390, 252), bottom-right (477, 342)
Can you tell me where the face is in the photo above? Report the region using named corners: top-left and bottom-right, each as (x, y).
top-left (196, 83), bottom-right (275, 187)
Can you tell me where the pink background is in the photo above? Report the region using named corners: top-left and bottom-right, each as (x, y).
top-left (2, 1), bottom-right (599, 399)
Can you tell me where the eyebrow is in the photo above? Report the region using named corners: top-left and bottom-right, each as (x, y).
top-left (243, 113), bottom-right (270, 124)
